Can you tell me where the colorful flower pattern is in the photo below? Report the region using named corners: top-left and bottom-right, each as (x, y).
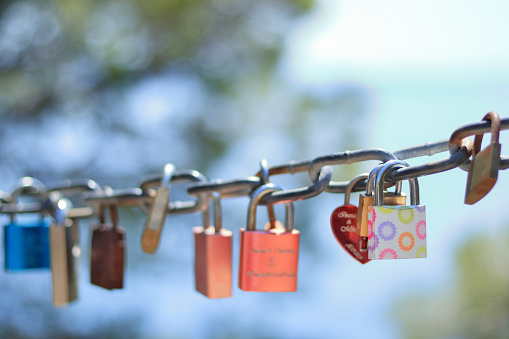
top-left (378, 207), bottom-right (395, 214)
top-left (368, 233), bottom-right (379, 252)
top-left (416, 220), bottom-right (426, 240)
top-left (397, 207), bottom-right (414, 224)
top-left (416, 246), bottom-right (427, 258)
top-left (368, 204), bottom-right (426, 260)
top-left (379, 248), bottom-right (397, 259)
top-left (378, 221), bottom-right (396, 241)
top-left (398, 232), bottom-right (415, 251)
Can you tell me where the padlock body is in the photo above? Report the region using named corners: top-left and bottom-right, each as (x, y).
top-left (368, 205), bottom-right (427, 260)
top-left (465, 143), bottom-right (501, 205)
top-left (194, 226), bottom-right (232, 298)
top-left (357, 193), bottom-right (406, 237)
top-left (330, 204), bottom-right (369, 264)
top-left (141, 186), bottom-right (170, 254)
top-left (238, 227), bottom-right (300, 292)
top-left (4, 220), bottom-right (50, 271)
top-left (50, 219), bottom-right (80, 306)
top-left (90, 224), bottom-right (126, 290)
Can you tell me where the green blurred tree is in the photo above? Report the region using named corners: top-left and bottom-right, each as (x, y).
top-left (393, 228), bottom-right (509, 339)
top-left (0, 0), bottom-right (370, 338)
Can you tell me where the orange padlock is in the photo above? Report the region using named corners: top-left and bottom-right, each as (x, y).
top-left (193, 194), bottom-right (232, 298)
top-left (238, 183), bottom-right (300, 292)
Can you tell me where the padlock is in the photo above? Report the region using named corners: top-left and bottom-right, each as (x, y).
top-left (4, 179), bottom-right (50, 271)
top-left (330, 173), bottom-right (370, 264)
top-left (357, 163), bottom-right (406, 250)
top-left (90, 204), bottom-right (126, 290)
top-left (465, 112), bottom-right (502, 205)
top-left (50, 197), bottom-right (80, 306)
top-left (368, 160), bottom-right (426, 260)
top-left (238, 183), bottom-right (300, 292)
top-left (141, 163), bottom-right (175, 253)
top-left (193, 194), bottom-right (232, 298)
top-left (4, 217), bottom-right (50, 271)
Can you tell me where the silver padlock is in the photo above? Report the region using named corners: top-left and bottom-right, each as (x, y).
top-left (141, 163), bottom-right (175, 254)
top-left (50, 196), bottom-right (80, 306)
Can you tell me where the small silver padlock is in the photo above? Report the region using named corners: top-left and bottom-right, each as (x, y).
top-left (50, 196), bottom-right (80, 306)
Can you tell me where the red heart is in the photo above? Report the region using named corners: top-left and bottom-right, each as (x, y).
top-left (330, 205), bottom-right (370, 264)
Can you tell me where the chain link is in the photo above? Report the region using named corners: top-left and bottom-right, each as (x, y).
top-left (0, 116), bottom-right (507, 217)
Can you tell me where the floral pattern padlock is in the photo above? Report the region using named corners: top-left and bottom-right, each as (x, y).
top-left (367, 160), bottom-right (427, 260)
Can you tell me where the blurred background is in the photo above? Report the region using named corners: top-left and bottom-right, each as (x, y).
top-left (1, 0), bottom-right (509, 338)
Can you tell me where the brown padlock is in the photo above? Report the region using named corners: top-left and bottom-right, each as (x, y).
top-left (238, 183), bottom-right (300, 292)
top-left (465, 112), bottom-right (502, 205)
top-left (90, 204), bottom-right (126, 290)
top-left (193, 194), bottom-right (232, 299)
top-left (357, 163), bottom-right (406, 250)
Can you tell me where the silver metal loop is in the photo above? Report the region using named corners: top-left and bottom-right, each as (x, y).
top-left (187, 177), bottom-right (262, 198)
top-left (344, 174), bottom-right (369, 205)
top-left (203, 193), bottom-right (223, 233)
top-left (246, 183), bottom-right (294, 232)
top-left (52, 198), bottom-right (73, 225)
top-left (11, 177), bottom-right (47, 201)
top-left (258, 165), bottom-right (333, 205)
top-left (47, 179), bottom-right (101, 195)
top-left (365, 163), bottom-right (402, 196)
top-left (308, 148), bottom-right (398, 184)
top-left (138, 169), bottom-right (209, 215)
top-left (374, 161), bottom-right (420, 206)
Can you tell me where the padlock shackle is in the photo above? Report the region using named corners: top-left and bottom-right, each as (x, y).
top-left (472, 111), bottom-right (501, 157)
top-left (202, 193), bottom-right (223, 233)
top-left (258, 159), bottom-right (277, 230)
top-left (161, 163), bottom-right (176, 188)
top-left (98, 204), bottom-right (119, 229)
top-left (374, 160), bottom-right (420, 206)
top-left (345, 173), bottom-right (369, 205)
top-left (366, 164), bottom-right (402, 196)
top-left (52, 197), bottom-right (73, 225)
top-left (246, 183), bottom-right (294, 232)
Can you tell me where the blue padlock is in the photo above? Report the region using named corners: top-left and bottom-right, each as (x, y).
top-left (3, 177), bottom-right (51, 271)
top-left (4, 218), bottom-right (51, 271)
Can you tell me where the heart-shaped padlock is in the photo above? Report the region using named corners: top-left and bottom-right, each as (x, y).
top-left (330, 174), bottom-right (370, 264)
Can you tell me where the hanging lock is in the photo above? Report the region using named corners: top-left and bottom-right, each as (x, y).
top-left (465, 112), bottom-right (502, 205)
top-left (193, 194), bottom-right (232, 299)
top-left (50, 196), bottom-right (80, 306)
top-left (368, 160), bottom-right (427, 260)
top-left (238, 184), bottom-right (300, 292)
top-left (4, 178), bottom-right (50, 271)
top-left (90, 204), bottom-right (126, 290)
top-left (330, 173), bottom-right (370, 264)
top-left (357, 164), bottom-right (406, 250)
top-left (141, 163), bottom-right (175, 254)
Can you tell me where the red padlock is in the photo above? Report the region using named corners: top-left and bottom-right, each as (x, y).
top-left (193, 194), bottom-right (232, 299)
top-left (238, 184), bottom-right (300, 292)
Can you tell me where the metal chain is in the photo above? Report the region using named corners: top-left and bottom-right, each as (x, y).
top-left (0, 116), bottom-right (507, 218)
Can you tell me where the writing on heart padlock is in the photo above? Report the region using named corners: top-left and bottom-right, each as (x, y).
top-left (465, 111), bottom-right (502, 205)
top-left (238, 183), bottom-right (300, 292)
top-left (141, 163), bottom-right (175, 254)
top-left (50, 196), bottom-right (80, 306)
top-left (4, 178), bottom-right (50, 271)
top-left (330, 173), bottom-right (370, 264)
top-left (193, 193), bottom-right (232, 299)
top-left (90, 204), bottom-right (126, 290)
top-left (357, 163), bottom-right (406, 251)
top-left (368, 160), bottom-right (427, 260)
